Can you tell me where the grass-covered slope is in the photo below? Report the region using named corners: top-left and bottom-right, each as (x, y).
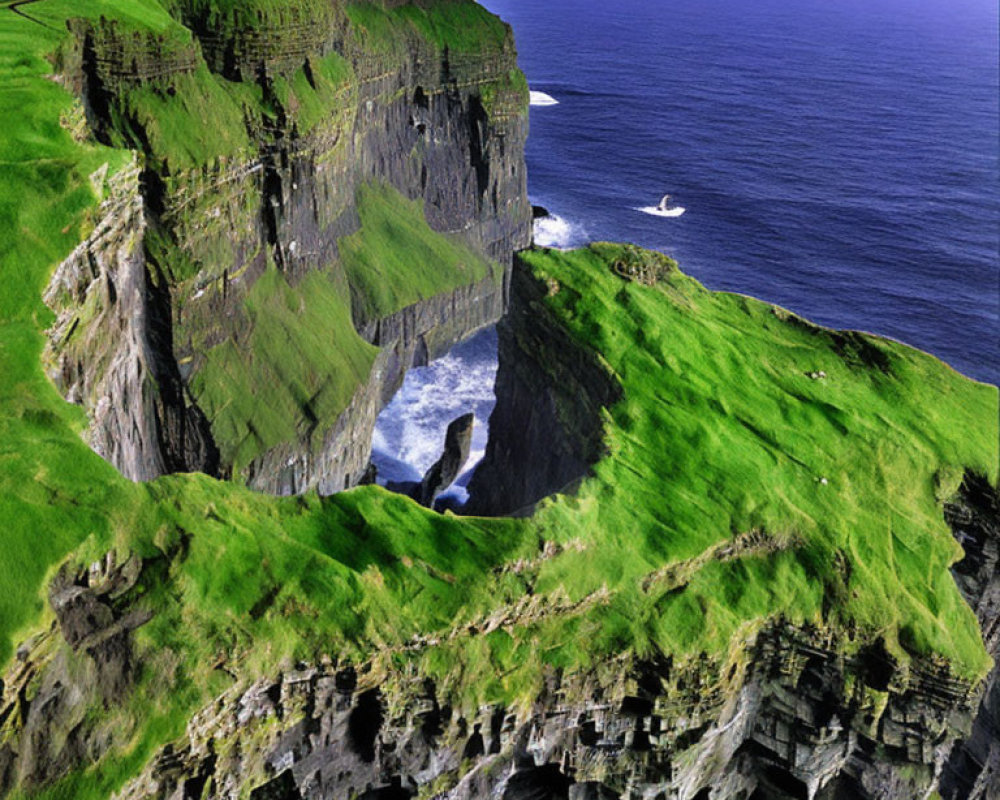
top-left (0, 0), bottom-right (156, 666)
top-left (0, 0), bottom-right (514, 668)
top-left (189, 266), bottom-right (378, 475)
top-left (340, 181), bottom-right (499, 323)
top-left (508, 244), bottom-right (998, 677)
top-left (346, 0), bottom-right (510, 55)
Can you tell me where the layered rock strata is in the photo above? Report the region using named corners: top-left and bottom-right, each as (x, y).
top-left (4, 476), bottom-right (993, 799)
top-left (43, 159), bottom-right (219, 480)
top-left (44, 3), bottom-right (530, 493)
top-left (940, 473), bottom-right (1000, 799)
top-left (58, 615), bottom-right (986, 799)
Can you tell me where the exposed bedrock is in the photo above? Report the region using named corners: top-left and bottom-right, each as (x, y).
top-left (44, 8), bottom-right (530, 494)
top-left (42, 159), bottom-right (219, 481)
top-left (0, 552), bottom-right (154, 795)
top-left (86, 612), bottom-right (988, 800)
top-left (466, 253), bottom-right (623, 516)
top-left (940, 473), bottom-right (1000, 799)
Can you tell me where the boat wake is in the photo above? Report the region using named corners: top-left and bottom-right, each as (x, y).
top-left (529, 90), bottom-right (559, 107)
top-left (637, 205), bottom-right (686, 218)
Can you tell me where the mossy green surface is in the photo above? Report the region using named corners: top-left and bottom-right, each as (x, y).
top-left (189, 265), bottom-right (378, 475)
top-left (513, 244), bottom-right (998, 677)
top-left (163, 0), bottom-right (335, 28)
top-left (1, 1), bottom-right (997, 797)
top-left (346, 1), bottom-right (510, 55)
top-left (109, 66), bottom-right (254, 172)
top-left (340, 181), bottom-right (498, 323)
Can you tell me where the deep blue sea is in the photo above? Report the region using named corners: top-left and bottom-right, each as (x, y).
top-left (373, 0), bottom-right (997, 485)
top-left (487, 0), bottom-right (999, 385)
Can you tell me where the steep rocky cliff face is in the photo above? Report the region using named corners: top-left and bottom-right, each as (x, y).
top-left (5, 527), bottom-right (992, 800)
top-left (43, 0), bottom-right (530, 493)
top-left (940, 474), bottom-right (1000, 798)
top-left (466, 253), bottom-right (622, 516)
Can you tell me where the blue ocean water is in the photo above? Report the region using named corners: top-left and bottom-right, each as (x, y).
top-left (485, 0), bottom-right (999, 385)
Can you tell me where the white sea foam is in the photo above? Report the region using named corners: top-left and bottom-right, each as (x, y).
top-left (533, 214), bottom-right (585, 249)
top-left (371, 329), bottom-right (498, 494)
top-left (637, 205), bottom-right (686, 218)
top-left (529, 91), bottom-right (559, 107)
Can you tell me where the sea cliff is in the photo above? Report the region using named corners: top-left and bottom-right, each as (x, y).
top-left (43, 0), bottom-right (530, 493)
top-left (0, 3), bottom-right (997, 799)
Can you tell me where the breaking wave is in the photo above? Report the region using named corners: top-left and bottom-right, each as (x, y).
top-left (371, 327), bottom-right (498, 500)
top-left (533, 214), bottom-right (586, 249)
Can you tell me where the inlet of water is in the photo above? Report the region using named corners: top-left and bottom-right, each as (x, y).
top-left (370, 326), bottom-right (498, 507)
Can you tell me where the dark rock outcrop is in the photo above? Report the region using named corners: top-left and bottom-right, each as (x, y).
top-left (42, 160), bottom-right (219, 482)
top-left (418, 412), bottom-right (474, 507)
top-left (466, 253), bottom-right (622, 516)
top-left (939, 473), bottom-right (1000, 799)
top-left (103, 619), bottom-right (989, 800)
top-left (0, 552), bottom-right (153, 795)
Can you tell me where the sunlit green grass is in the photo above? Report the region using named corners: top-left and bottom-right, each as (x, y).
top-left (346, 1), bottom-right (509, 55)
top-left (515, 243), bottom-right (998, 676)
top-left (191, 265), bottom-right (378, 475)
top-left (340, 181), bottom-right (498, 323)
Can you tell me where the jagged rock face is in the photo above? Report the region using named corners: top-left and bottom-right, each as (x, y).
top-left (97, 619), bottom-right (986, 800)
top-left (0, 553), bottom-right (153, 794)
top-left (467, 254), bottom-right (623, 516)
top-left (42, 160), bottom-right (219, 481)
top-left (940, 474), bottom-right (1000, 800)
top-left (45, 5), bottom-right (530, 494)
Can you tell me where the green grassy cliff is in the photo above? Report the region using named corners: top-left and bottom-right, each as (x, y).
top-left (0, 1), bottom-right (996, 797)
top-left (3, 240), bottom-right (995, 796)
top-left (13, 0), bottom-right (529, 494)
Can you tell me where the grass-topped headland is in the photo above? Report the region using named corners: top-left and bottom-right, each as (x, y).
top-left (2, 0), bottom-right (527, 495)
top-left (504, 243), bottom-right (997, 677)
top-left (4, 228), bottom-right (997, 799)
